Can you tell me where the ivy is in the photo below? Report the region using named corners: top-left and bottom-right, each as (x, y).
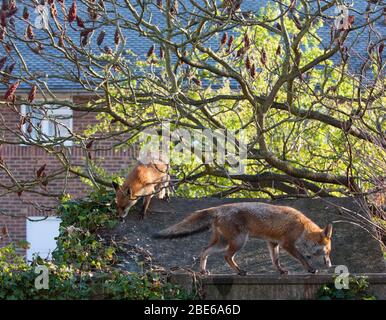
top-left (0, 190), bottom-right (191, 300)
top-left (317, 276), bottom-right (377, 300)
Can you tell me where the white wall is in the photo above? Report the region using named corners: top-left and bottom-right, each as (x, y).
top-left (26, 217), bottom-right (61, 261)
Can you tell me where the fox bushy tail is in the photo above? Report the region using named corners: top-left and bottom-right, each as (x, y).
top-left (153, 208), bottom-right (216, 239)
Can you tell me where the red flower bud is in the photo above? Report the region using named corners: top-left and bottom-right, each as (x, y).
top-left (97, 30), bottom-right (105, 46)
top-left (1, 11), bottom-right (7, 27)
top-left (1, 1), bottom-right (8, 11)
top-left (114, 28), bottom-right (120, 46)
top-left (76, 16), bottom-right (84, 28)
top-left (227, 35), bottom-right (234, 48)
top-left (23, 7), bottom-right (29, 20)
top-left (245, 55), bottom-right (251, 70)
top-left (0, 56), bottom-right (6, 70)
top-left (276, 45), bottom-right (281, 56)
top-left (0, 27), bottom-right (5, 42)
top-left (4, 43), bottom-right (11, 53)
top-left (192, 77), bottom-right (201, 86)
top-left (250, 64), bottom-right (256, 78)
top-left (236, 47), bottom-right (245, 57)
top-left (26, 25), bottom-right (34, 40)
top-left (260, 48), bottom-right (267, 66)
top-left (58, 34), bottom-right (65, 47)
top-left (7, 62), bottom-right (15, 74)
top-left (147, 44), bottom-right (155, 58)
top-left (221, 33), bottom-right (228, 46)
top-left (28, 85), bottom-right (37, 103)
top-left (244, 33), bottom-right (250, 47)
top-left (88, 7), bottom-right (98, 20)
top-left (4, 81), bottom-right (20, 101)
top-left (68, 0), bottom-right (77, 23)
top-left (37, 164), bottom-right (46, 178)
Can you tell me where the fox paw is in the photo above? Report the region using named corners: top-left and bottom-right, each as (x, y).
top-left (279, 269), bottom-right (288, 275)
top-left (200, 270), bottom-right (210, 275)
top-left (238, 270), bottom-right (247, 276)
top-left (308, 268), bottom-right (317, 274)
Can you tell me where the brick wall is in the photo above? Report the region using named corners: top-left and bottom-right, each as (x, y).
top-left (0, 95), bottom-right (137, 250)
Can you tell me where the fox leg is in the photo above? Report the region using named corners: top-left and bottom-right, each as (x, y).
top-left (156, 181), bottom-right (167, 200)
top-left (267, 242), bottom-right (287, 274)
top-left (155, 175), bottom-right (171, 202)
top-left (224, 234), bottom-right (248, 276)
top-left (282, 243), bottom-right (316, 273)
top-left (163, 175), bottom-right (171, 202)
top-left (199, 229), bottom-right (226, 274)
top-left (139, 195), bottom-right (153, 220)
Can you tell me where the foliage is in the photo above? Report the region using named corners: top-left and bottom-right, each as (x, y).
top-left (0, 1), bottom-right (383, 203)
top-left (52, 191), bottom-right (118, 270)
top-left (0, 190), bottom-right (191, 300)
top-left (83, 2), bottom-right (385, 199)
top-left (317, 276), bottom-right (376, 300)
top-left (0, 246), bottom-right (189, 300)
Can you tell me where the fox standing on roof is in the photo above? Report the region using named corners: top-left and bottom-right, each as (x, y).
top-left (112, 153), bottom-right (171, 220)
top-left (154, 202), bottom-right (333, 275)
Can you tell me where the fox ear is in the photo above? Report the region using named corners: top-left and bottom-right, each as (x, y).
top-left (323, 223), bottom-right (333, 238)
top-left (126, 187), bottom-right (132, 198)
top-left (112, 181), bottom-right (120, 191)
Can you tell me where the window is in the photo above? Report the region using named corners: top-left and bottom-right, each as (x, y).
top-left (20, 104), bottom-right (73, 146)
top-left (26, 217), bottom-right (61, 261)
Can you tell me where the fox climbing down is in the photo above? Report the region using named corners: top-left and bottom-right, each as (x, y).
top-left (112, 161), bottom-right (171, 220)
top-left (153, 202), bottom-right (333, 275)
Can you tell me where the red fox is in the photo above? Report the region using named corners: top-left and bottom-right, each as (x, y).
top-left (112, 161), bottom-right (171, 219)
top-left (154, 202), bottom-right (333, 275)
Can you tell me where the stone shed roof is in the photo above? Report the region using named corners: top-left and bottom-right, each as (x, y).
top-left (109, 197), bottom-right (386, 274)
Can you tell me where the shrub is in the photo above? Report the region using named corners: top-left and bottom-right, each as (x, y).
top-left (317, 276), bottom-right (376, 300)
top-left (0, 190), bottom-right (191, 300)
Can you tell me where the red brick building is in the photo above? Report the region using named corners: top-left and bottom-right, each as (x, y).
top-left (0, 93), bottom-right (137, 258)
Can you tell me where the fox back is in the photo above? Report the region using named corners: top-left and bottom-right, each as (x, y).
top-left (112, 161), bottom-right (169, 218)
top-left (154, 202), bottom-right (333, 272)
top-left (213, 203), bottom-right (333, 268)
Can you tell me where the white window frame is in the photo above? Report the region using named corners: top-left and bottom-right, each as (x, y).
top-left (20, 104), bottom-right (74, 147)
top-left (26, 216), bottom-right (61, 261)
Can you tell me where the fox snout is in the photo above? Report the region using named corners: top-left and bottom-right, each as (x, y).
top-left (306, 252), bottom-right (332, 268)
top-left (116, 200), bottom-right (137, 219)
